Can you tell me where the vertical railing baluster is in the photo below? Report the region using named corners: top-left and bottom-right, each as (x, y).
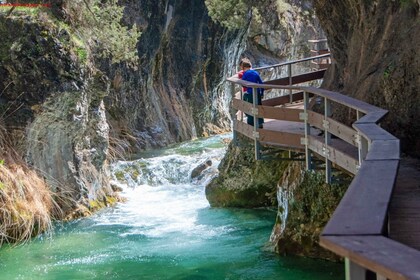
top-left (345, 258), bottom-right (367, 280)
top-left (356, 110), bottom-right (368, 166)
top-left (240, 90), bottom-right (243, 122)
top-left (303, 91), bottom-right (311, 170)
top-left (324, 97), bottom-right (332, 183)
top-left (288, 63), bottom-right (293, 103)
top-left (252, 87), bottom-right (260, 159)
top-left (231, 82), bottom-right (238, 146)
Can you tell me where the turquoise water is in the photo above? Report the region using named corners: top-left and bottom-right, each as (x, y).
top-left (0, 134), bottom-right (344, 279)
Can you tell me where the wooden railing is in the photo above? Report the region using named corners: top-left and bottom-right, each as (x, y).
top-left (226, 58), bottom-right (420, 279)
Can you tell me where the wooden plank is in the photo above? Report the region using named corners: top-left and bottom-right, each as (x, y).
top-left (389, 158), bottom-right (420, 251)
top-left (320, 235), bottom-right (420, 280)
top-left (261, 92), bottom-right (304, 106)
top-left (322, 160), bottom-right (399, 235)
top-left (308, 111), bottom-right (358, 146)
top-left (308, 39), bottom-right (328, 43)
top-left (305, 87), bottom-right (384, 116)
top-left (366, 140), bottom-right (400, 160)
top-left (233, 120), bottom-right (254, 139)
top-left (253, 53), bottom-right (330, 71)
top-left (259, 106), bottom-right (302, 122)
top-left (308, 136), bottom-right (359, 174)
top-left (265, 70), bottom-right (326, 86)
top-left (355, 110), bottom-right (388, 124)
top-left (232, 98), bottom-right (253, 115)
top-left (259, 129), bottom-right (303, 149)
top-left (310, 49), bottom-right (330, 55)
top-left (228, 77), bottom-right (388, 123)
top-left (354, 123), bottom-right (397, 142)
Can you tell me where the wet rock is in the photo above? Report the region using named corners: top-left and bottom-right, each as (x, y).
top-left (191, 160), bottom-right (212, 179)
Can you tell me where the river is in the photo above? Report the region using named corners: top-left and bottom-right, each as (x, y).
top-left (0, 134), bottom-right (343, 279)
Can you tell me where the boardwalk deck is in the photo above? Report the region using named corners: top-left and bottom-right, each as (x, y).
top-left (228, 54), bottom-right (420, 278)
top-left (389, 158), bottom-right (420, 251)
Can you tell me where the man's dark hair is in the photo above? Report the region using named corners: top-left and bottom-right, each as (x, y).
top-left (240, 58), bottom-right (252, 68)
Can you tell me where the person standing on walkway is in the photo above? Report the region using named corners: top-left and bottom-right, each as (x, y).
top-left (241, 60), bottom-right (264, 128)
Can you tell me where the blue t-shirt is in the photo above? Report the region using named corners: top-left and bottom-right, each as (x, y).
top-left (242, 69), bottom-right (264, 96)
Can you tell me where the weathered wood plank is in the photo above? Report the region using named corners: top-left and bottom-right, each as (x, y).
top-left (366, 140), bottom-right (400, 160)
top-left (253, 53), bottom-right (330, 71)
top-left (355, 110), bottom-right (388, 124)
top-left (320, 235), bottom-right (420, 280)
top-left (228, 78), bottom-right (386, 123)
top-left (233, 120), bottom-right (254, 139)
top-left (354, 123), bottom-right (397, 142)
top-left (265, 70), bottom-right (326, 86)
top-left (259, 106), bottom-right (302, 122)
top-left (261, 92), bottom-right (305, 106)
top-left (308, 136), bottom-right (359, 174)
top-left (259, 129), bottom-right (303, 149)
top-left (389, 158), bottom-right (420, 251)
top-left (308, 111), bottom-right (358, 146)
top-left (232, 98), bottom-right (253, 115)
top-left (310, 49), bottom-right (330, 55)
top-left (307, 87), bottom-right (383, 115)
top-left (322, 160), bottom-right (399, 235)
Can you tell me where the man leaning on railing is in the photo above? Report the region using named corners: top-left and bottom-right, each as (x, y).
top-left (241, 59), bottom-right (264, 128)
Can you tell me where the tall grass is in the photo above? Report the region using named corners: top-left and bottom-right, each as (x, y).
top-left (0, 120), bottom-right (59, 246)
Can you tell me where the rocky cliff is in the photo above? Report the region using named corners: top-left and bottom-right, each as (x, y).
top-left (104, 0), bottom-right (242, 153)
top-left (314, 0), bottom-right (419, 156)
top-left (0, 12), bottom-right (114, 216)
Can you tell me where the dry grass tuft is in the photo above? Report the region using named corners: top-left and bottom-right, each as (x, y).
top-left (0, 120), bottom-right (60, 246)
top-left (0, 163), bottom-right (58, 245)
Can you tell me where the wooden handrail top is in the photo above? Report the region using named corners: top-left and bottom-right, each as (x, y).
top-left (227, 76), bottom-right (387, 122)
top-left (308, 39), bottom-right (328, 43)
top-left (253, 53), bottom-right (331, 71)
top-left (320, 235), bottom-right (420, 280)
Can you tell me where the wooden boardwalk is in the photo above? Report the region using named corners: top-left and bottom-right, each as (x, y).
top-left (251, 116), bottom-right (420, 252)
top-left (227, 53), bottom-right (420, 279)
top-left (389, 158), bottom-right (420, 251)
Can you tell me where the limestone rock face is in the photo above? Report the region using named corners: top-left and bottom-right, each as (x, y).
top-left (205, 0), bottom-right (325, 207)
top-left (313, 0), bottom-right (420, 156)
top-left (105, 0), bottom-right (241, 152)
top-left (0, 15), bottom-right (113, 214)
top-left (246, 0), bottom-right (325, 65)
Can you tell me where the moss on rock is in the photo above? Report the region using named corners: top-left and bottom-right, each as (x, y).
top-left (205, 135), bottom-right (292, 207)
top-left (271, 167), bottom-right (351, 260)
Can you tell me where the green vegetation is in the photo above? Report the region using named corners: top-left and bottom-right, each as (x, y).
top-left (275, 170), bottom-right (350, 260)
top-left (205, 0), bottom-right (249, 29)
top-left (64, 0), bottom-right (141, 67)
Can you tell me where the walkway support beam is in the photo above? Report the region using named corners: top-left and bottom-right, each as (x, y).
top-left (324, 97), bottom-right (332, 183)
top-left (288, 63), bottom-right (293, 103)
top-left (303, 91), bottom-right (311, 170)
top-left (231, 82), bottom-right (238, 146)
top-left (356, 110), bottom-right (368, 166)
top-left (252, 87), bottom-right (261, 159)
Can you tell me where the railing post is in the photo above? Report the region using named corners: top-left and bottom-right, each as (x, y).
top-left (240, 90), bottom-right (244, 122)
top-left (356, 110), bottom-right (368, 165)
top-left (324, 97), bottom-right (332, 183)
top-left (345, 258), bottom-right (367, 280)
top-left (303, 91), bottom-right (311, 170)
top-left (231, 82), bottom-right (238, 146)
top-left (288, 63), bottom-right (293, 103)
top-left (252, 87), bottom-right (261, 160)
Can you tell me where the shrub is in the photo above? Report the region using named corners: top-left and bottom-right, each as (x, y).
top-left (63, 0), bottom-right (141, 67)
